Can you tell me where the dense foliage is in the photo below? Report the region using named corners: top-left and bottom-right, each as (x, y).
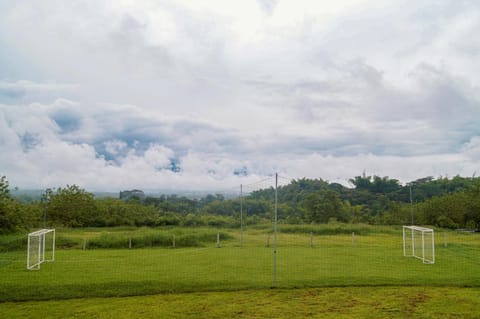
top-left (1, 173), bottom-right (480, 232)
top-left (0, 176), bottom-right (40, 233)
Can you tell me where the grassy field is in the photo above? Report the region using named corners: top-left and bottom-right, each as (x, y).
top-left (1, 287), bottom-right (480, 318)
top-left (1, 225), bottom-right (479, 317)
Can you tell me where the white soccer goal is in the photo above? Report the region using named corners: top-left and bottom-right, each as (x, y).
top-left (403, 225), bottom-right (435, 264)
top-left (27, 229), bottom-right (55, 270)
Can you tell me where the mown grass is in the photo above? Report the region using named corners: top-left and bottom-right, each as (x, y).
top-left (0, 225), bottom-right (479, 303)
top-left (1, 287), bottom-right (480, 319)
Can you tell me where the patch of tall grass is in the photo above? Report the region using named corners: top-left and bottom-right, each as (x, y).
top-left (0, 234), bottom-right (26, 252)
top-left (85, 229), bottom-right (233, 249)
top-left (278, 223), bottom-right (399, 235)
top-left (0, 227), bottom-right (234, 251)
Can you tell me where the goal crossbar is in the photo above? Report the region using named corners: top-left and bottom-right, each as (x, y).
top-left (403, 225), bottom-right (435, 264)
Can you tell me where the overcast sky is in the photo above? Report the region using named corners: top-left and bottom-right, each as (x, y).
top-left (1, 0), bottom-right (480, 192)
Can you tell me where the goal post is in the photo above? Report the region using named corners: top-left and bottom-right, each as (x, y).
top-left (403, 225), bottom-right (435, 264)
top-left (27, 229), bottom-right (55, 270)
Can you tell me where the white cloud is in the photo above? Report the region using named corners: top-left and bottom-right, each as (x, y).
top-left (140, 144), bottom-right (174, 169)
top-left (461, 137), bottom-right (480, 160)
top-left (1, 0), bottom-right (480, 191)
top-left (104, 140), bottom-right (128, 156)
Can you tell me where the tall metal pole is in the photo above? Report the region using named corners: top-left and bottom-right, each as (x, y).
top-left (240, 184), bottom-right (243, 247)
top-left (409, 184), bottom-right (414, 225)
top-left (43, 202), bottom-right (47, 229)
top-left (43, 189), bottom-right (50, 229)
top-left (273, 173), bottom-right (278, 287)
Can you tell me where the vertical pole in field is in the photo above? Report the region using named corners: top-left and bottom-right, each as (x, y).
top-left (37, 234), bottom-right (41, 269)
top-left (41, 233), bottom-right (46, 263)
top-left (310, 232), bottom-right (313, 248)
top-left (273, 173), bottom-right (278, 288)
top-left (42, 189), bottom-right (50, 229)
top-left (409, 185), bottom-right (414, 225)
top-left (431, 229), bottom-right (435, 264)
top-left (402, 226), bottom-right (406, 256)
top-left (83, 238), bottom-right (86, 251)
top-left (43, 204), bottom-right (46, 229)
top-left (352, 232), bottom-right (355, 246)
top-left (51, 229), bottom-right (55, 262)
top-left (240, 184), bottom-right (243, 247)
top-left (422, 231), bottom-right (425, 263)
top-left (411, 227), bottom-right (415, 257)
top-left (216, 232), bottom-right (220, 248)
top-left (27, 234), bottom-right (31, 270)
top-left (43, 193), bottom-right (47, 229)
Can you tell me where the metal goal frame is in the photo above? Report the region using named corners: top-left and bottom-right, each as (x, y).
top-left (403, 225), bottom-right (435, 264)
top-left (27, 229), bottom-right (55, 270)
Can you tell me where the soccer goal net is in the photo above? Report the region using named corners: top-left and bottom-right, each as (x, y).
top-left (403, 225), bottom-right (435, 264)
top-left (27, 229), bottom-right (55, 270)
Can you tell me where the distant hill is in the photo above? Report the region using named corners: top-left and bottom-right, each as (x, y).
top-left (10, 188), bottom-right (237, 202)
top-left (11, 189), bottom-right (119, 202)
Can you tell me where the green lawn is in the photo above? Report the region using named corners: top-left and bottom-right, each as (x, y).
top-left (1, 287), bottom-right (480, 319)
top-left (0, 226), bottom-right (479, 317)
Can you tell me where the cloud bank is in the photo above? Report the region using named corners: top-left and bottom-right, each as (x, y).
top-left (1, 0), bottom-right (480, 191)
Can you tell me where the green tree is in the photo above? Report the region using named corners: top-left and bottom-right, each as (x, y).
top-left (0, 176), bottom-right (10, 200)
top-left (0, 176), bottom-right (16, 232)
top-left (301, 189), bottom-right (344, 223)
top-left (47, 185), bottom-right (97, 227)
top-left (349, 174), bottom-right (372, 191)
top-left (0, 176), bottom-right (41, 233)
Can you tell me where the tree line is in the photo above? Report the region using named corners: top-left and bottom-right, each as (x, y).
top-left (1, 174), bottom-right (480, 233)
